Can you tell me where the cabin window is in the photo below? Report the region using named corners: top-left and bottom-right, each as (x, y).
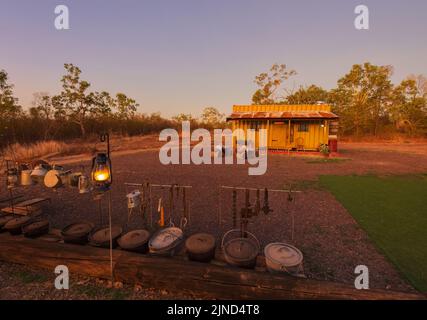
top-left (298, 122), bottom-right (309, 132)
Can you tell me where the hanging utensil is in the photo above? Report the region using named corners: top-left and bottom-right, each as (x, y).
top-left (232, 188), bottom-right (237, 229)
top-left (158, 197), bottom-right (165, 227)
top-left (262, 188), bottom-right (273, 215)
top-left (240, 188), bottom-right (252, 237)
top-left (254, 189), bottom-right (261, 216)
top-left (148, 183), bottom-right (153, 227)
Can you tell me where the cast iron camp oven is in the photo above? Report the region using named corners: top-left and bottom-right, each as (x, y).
top-left (0, 215), bottom-right (14, 232)
top-left (185, 233), bottom-right (216, 262)
top-left (149, 227), bottom-right (184, 256)
top-left (89, 225), bottom-right (123, 249)
top-left (221, 229), bottom-right (260, 269)
top-left (61, 222), bottom-right (94, 245)
top-left (264, 242), bottom-right (304, 276)
top-left (23, 219), bottom-right (50, 238)
top-left (118, 229), bottom-right (151, 253)
top-left (4, 216), bottom-right (32, 235)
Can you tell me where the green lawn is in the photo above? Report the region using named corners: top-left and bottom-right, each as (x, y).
top-left (319, 174), bottom-right (427, 292)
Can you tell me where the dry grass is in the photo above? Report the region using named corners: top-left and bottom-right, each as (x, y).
top-left (2, 141), bottom-right (71, 162)
top-left (1, 134), bottom-right (164, 163)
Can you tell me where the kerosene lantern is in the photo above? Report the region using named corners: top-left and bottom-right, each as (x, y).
top-left (91, 133), bottom-right (112, 192)
top-left (6, 160), bottom-right (19, 189)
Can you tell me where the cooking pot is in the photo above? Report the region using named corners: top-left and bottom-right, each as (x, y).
top-left (118, 229), bottom-right (150, 253)
top-left (222, 229), bottom-right (260, 269)
top-left (23, 219), bottom-right (50, 238)
top-left (61, 222), bottom-right (94, 245)
top-left (264, 243), bottom-right (304, 276)
top-left (30, 164), bottom-right (49, 184)
top-left (4, 216), bottom-right (32, 235)
top-left (89, 225), bottom-right (123, 249)
top-left (0, 215), bottom-right (14, 232)
top-left (149, 227), bottom-right (184, 256)
top-left (185, 233), bottom-right (216, 262)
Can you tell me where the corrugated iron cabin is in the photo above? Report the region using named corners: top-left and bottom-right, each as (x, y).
top-left (227, 104), bottom-right (339, 151)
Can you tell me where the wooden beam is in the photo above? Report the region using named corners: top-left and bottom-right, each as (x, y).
top-left (0, 234), bottom-right (424, 300)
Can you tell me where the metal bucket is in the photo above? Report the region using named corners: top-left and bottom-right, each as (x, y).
top-left (78, 175), bottom-right (91, 194)
top-left (264, 243), bottom-right (304, 276)
top-left (222, 229), bottom-right (260, 269)
top-left (149, 227), bottom-right (184, 256)
top-left (21, 170), bottom-right (33, 186)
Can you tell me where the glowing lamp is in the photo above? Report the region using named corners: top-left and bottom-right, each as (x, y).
top-left (91, 153), bottom-right (112, 191)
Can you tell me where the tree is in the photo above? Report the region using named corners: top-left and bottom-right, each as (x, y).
top-left (200, 107), bottom-right (225, 127)
top-left (390, 79), bottom-right (427, 135)
top-left (55, 64), bottom-right (113, 137)
top-left (252, 64), bottom-right (297, 105)
top-left (113, 93), bottom-right (139, 119)
top-left (29, 92), bottom-right (57, 139)
top-left (330, 63), bottom-right (393, 136)
top-left (407, 74), bottom-right (427, 98)
top-left (172, 113), bottom-right (196, 123)
top-left (0, 69), bottom-right (21, 118)
top-left (286, 85), bottom-right (330, 105)
top-left (0, 69), bottom-right (22, 142)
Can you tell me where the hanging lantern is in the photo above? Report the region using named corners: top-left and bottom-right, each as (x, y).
top-left (91, 153), bottom-right (112, 191)
top-left (6, 168), bottom-right (19, 189)
top-left (91, 133), bottom-right (112, 192)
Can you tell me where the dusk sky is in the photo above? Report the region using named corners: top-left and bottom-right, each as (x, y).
top-left (1, 0), bottom-right (426, 117)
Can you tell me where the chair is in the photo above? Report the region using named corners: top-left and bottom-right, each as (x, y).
top-left (296, 137), bottom-right (305, 151)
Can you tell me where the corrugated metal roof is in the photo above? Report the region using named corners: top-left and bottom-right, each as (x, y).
top-left (226, 111), bottom-right (339, 121)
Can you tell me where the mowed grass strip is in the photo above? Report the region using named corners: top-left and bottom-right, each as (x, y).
top-left (319, 174), bottom-right (427, 292)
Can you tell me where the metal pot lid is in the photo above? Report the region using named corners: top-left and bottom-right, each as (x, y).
top-left (62, 222), bottom-right (93, 237)
top-left (264, 243), bottom-right (303, 267)
top-left (185, 233), bottom-right (216, 254)
top-left (149, 227), bottom-right (183, 250)
top-left (23, 220), bottom-right (50, 232)
top-left (225, 238), bottom-right (258, 261)
top-left (118, 229), bottom-right (150, 249)
top-left (4, 216), bottom-right (31, 229)
top-left (91, 226), bottom-right (122, 244)
top-left (31, 166), bottom-right (48, 176)
top-left (0, 216), bottom-right (14, 227)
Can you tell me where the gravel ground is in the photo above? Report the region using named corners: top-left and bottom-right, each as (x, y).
top-left (1, 141), bottom-right (427, 298)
